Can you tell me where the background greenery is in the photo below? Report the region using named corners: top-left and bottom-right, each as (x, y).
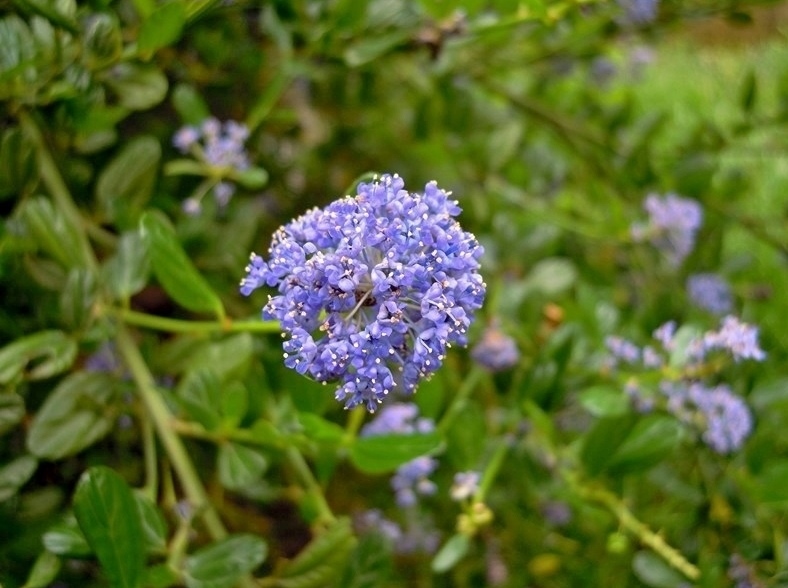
top-left (1, 0), bottom-right (787, 586)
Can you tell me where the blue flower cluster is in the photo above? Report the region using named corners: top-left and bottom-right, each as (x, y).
top-left (604, 315), bottom-right (765, 453)
top-left (687, 273), bottom-right (733, 315)
top-left (631, 193), bottom-right (703, 266)
top-left (472, 322), bottom-right (519, 372)
top-left (618, 0), bottom-right (659, 25)
top-left (240, 174), bottom-right (486, 411)
top-left (173, 118), bottom-right (251, 212)
top-left (362, 402), bottom-right (439, 507)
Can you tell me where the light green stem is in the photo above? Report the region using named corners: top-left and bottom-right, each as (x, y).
top-left (578, 484), bottom-right (700, 581)
top-left (438, 367), bottom-right (485, 434)
top-left (116, 307), bottom-right (280, 334)
top-left (285, 447), bottom-right (336, 526)
top-left (115, 326), bottom-right (227, 540)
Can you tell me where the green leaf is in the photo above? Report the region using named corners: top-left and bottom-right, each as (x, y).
top-left (606, 415), bottom-right (683, 475)
top-left (350, 432), bottom-right (442, 474)
top-left (59, 268), bottom-right (98, 330)
top-left (0, 127), bottom-right (36, 199)
top-left (19, 197), bottom-right (85, 268)
top-left (298, 413), bottom-right (345, 444)
top-left (579, 385), bottom-right (630, 417)
top-left (172, 83), bottom-right (211, 125)
top-left (137, 1), bottom-right (186, 56)
top-left (580, 415), bottom-right (637, 477)
top-left (42, 518), bottom-right (92, 556)
top-left (233, 167), bottom-right (269, 190)
top-left (140, 211), bottom-right (224, 318)
top-left (740, 69), bottom-right (757, 113)
top-left (0, 330), bottom-right (77, 384)
top-left (522, 257), bottom-right (577, 297)
top-left (23, 550), bottom-right (61, 588)
top-left (753, 462), bottom-right (788, 504)
top-left (103, 231), bottom-right (151, 302)
top-left (143, 564), bottom-right (181, 588)
top-left (279, 517), bottom-right (355, 585)
top-left (217, 442), bottom-right (268, 491)
top-left (175, 368), bottom-right (222, 430)
top-left (220, 381), bottom-right (248, 428)
top-left (0, 454), bottom-right (38, 501)
top-left (343, 30), bottom-right (410, 67)
top-left (96, 136), bottom-right (161, 227)
top-left (82, 13), bottom-right (122, 68)
top-left (183, 535), bottom-right (267, 588)
top-left (27, 371), bottom-right (120, 460)
top-left (338, 531), bottom-right (394, 588)
top-left (184, 334), bottom-right (252, 381)
top-left (134, 493), bottom-right (168, 553)
top-left (0, 393), bottom-right (25, 435)
top-left (431, 534), bottom-right (470, 574)
top-left (632, 550), bottom-right (687, 588)
top-left (73, 466), bottom-right (145, 588)
top-left (103, 62), bottom-right (168, 110)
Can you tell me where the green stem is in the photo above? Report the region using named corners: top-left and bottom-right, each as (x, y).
top-left (115, 307), bottom-right (280, 334)
top-left (438, 366), bottom-right (485, 434)
top-left (285, 447), bottom-right (336, 526)
top-left (476, 435), bottom-right (511, 503)
top-left (578, 484), bottom-right (700, 581)
top-left (115, 325), bottom-right (227, 540)
top-left (140, 401), bottom-right (159, 502)
top-left (20, 111), bottom-right (98, 273)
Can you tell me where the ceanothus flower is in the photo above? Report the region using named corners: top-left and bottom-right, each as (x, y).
top-left (687, 273), bottom-right (733, 315)
top-left (240, 174), bottom-right (486, 411)
top-left (631, 193), bottom-right (703, 266)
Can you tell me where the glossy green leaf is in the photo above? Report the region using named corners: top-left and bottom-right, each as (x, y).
top-left (103, 62), bottom-right (168, 110)
top-left (0, 392), bottom-right (25, 435)
top-left (183, 535), bottom-right (267, 588)
top-left (175, 368), bottom-right (222, 430)
top-left (27, 371), bottom-right (120, 460)
top-left (134, 493), bottom-right (168, 553)
top-left (102, 231), bottom-right (151, 301)
top-left (73, 466), bottom-right (145, 588)
top-left (140, 211), bottom-right (224, 318)
top-left (0, 330), bottom-right (77, 384)
top-left (172, 83), bottom-right (210, 125)
top-left (217, 442), bottom-right (268, 491)
top-left (606, 415), bottom-right (683, 475)
top-left (137, 1), bottom-right (186, 56)
top-left (23, 550), bottom-right (61, 588)
top-left (96, 136), bottom-right (160, 227)
top-left (278, 517), bottom-right (355, 585)
top-left (579, 385), bottom-right (630, 417)
top-left (350, 432), bottom-right (442, 474)
top-left (0, 454), bottom-right (38, 501)
top-left (19, 197), bottom-right (85, 268)
top-left (42, 518), bottom-right (91, 557)
top-left (59, 268), bottom-right (97, 330)
top-left (431, 534), bottom-right (470, 573)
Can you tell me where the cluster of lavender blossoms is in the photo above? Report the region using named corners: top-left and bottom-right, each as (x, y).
top-left (240, 174), bottom-right (486, 411)
top-left (472, 322), bottom-right (519, 372)
top-left (361, 403), bottom-right (438, 507)
top-left (173, 118), bottom-right (251, 213)
top-left (606, 315), bottom-right (765, 453)
top-left (687, 273), bottom-right (733, 315)
top-left (631, 193), bottom-right (703, 266)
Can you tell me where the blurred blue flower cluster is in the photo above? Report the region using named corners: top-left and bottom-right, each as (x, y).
top-left (240, 174), bottom-right (486, 411)
top-left (631, 193), bottom-right (703, 266)
top-left (687, 273), bottom-right (734, 315)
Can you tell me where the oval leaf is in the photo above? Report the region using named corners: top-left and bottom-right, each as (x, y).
top-left (73, 466), bottom-right (145, 588)
top-left (0, 330), bottom-right (77, 384)
top-left (140, 211), bottom-right (224, 318)
top-left (217, 442), bottom-right (268, 491)
top-left (0, 454), bottom-right (38, 502)
top-left (183, 535), bottom-right (267, 588)
top-left (350, 432), bottom-right (442, 474)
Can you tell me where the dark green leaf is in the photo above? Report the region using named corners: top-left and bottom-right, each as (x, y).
top-left (0, 454), bottom-right (38, 501)
top-left (0, 393), bottom-right (25, 435)
top-left (73, 466), bottom-right (145, 588)
top-left (19, 197), bottom-right (85, 268)
top-left (350, 432), bottom-right (442, 474)
top-left (343, 30), bottom-right (410, 67)
top-left (103, 231), bottom-right (151, 302)
top-left (279, 517), bottom-right (355, 584)
top-left (96, 136), bottom-right (160, 227)
top-left (606, 415), bottom-right (683, 475)
top-left (753, 462), bottom-right (788, 504)
top-left (217, 442), bottom-right (268, 491)
top-left (0, 127), bottom-right (36, 199)
top-left (220, 381), bottom-right (248, 428)
top-left (172, 83), bottom-right (211, 125)
top-left (175, 368), bottom-right (222, 430)
top-left (143, 564), bottom-right (181, 588)
top-left (183, 535), bottom-right (267, 588)
top-left (103, 62), bottom-right (168, 110)
top-left (82, 13), bottom-right (122, 68)
top-left (431, 534), bottom-right (470, 573)
top-left (140, 211), bottom-right (224, 318)
top-left (0, 330), bottom-right (77, 384)
top-left (580, 415), bottom-right (636, 477)
top-left (137, 1), bottom-right (186, 56)
top-left (27, 371), bottom-right (121, 460)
